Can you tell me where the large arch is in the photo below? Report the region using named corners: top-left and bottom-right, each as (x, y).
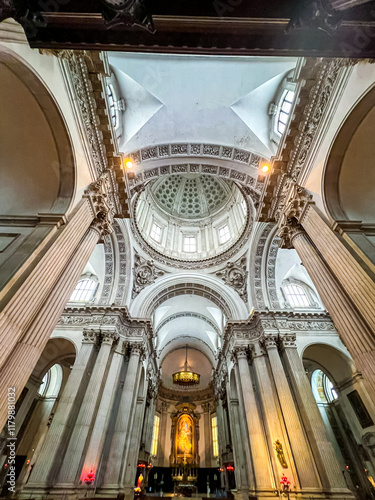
top-left (130, 273), bottom-right (249, 320)
top-left (323, 84), bottom-right (375, 225)
top-left (0, 46), bottom-right (75, 217)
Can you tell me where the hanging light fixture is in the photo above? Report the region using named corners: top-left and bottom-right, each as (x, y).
top-left (173, 345), bottom-right (200, 387)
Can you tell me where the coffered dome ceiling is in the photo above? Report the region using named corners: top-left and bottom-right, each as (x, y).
top-left (134, 173), bottom-right (250, 264)
top-left (152, 174), bottom-right (229, 219)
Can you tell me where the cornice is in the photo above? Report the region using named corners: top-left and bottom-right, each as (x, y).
top-left (158, 382), bottom-right (214, 403)
top-left (58, 50), bottom-right (128, 218)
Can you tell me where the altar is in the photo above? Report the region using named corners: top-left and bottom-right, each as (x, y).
top-left (169, 403), bottom-right (200, 497)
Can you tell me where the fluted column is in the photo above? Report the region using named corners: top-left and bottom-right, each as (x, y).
top-left (287, 224), bottom-right (375, 398)
top-left (202, 402), bottom-right (212, 466)
top-left (0, 192), bottom-right (114, 429)
top-left (227, 385), bottom-right (248, 490)
top-left (57, 330), bottom-right (118, 486)
top-left (302, 204), bottom-right (375, 333)
top-left (215, 398), bottom-right (227, 456)
top-left (233, 362), bottom-right (255, 490)
top-left (104, 343), bottom-right (144, 488)
top-left (123, 381), bottom-right (148, 494)
top-left (157, 401), bottom-right (169, 466)
top-left (25, 330), bottom-right (100, 490)
top-left (280, 336), bottom-right (348, 492)
top-left (235, 347), bottom-right (273, 492)
top-left (144, 394), bottom-right (156, 456)
top-left (80, 336), bottom-right (124, 482)
top-left (262, 336), bottom-right (320, 490)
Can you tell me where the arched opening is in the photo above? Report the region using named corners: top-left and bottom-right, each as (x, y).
top-left (0, 338), bottom-right (76, 491)
top-left (323, 84), bottom-right (375, 264)
top-left (303, 343), bottom-right (375, 499)
top-left (0, 47), bottom-right (75, 292)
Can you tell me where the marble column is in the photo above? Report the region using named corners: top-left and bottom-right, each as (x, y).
top-left (157, 401), bottom-right (169, 467)
top-left (215, 398), bottom-right (227, 456)
top-left (233, 362), bottom-right (255, 490)
top-left (226, 373), bottom-right (249, 491)
top-left (302, 204), bottom-right (375, 334)
top-left (0, 216), bottom-right (111, 430)
top-left (263, 336), bottom-right (320, 490)
top-left (103, 343), bottom-right (144, 489)
top-left (25, 330), bottom-right (100, 490)
top-left (123, 385), bottom-right (148, 495)
top-left (202, 402), bottom-right (212, 466)
top-left (284, 223), bottom-right (375, 398)
top-left (144, 394), bottom-right (156, 456)
top-left (280, 336), bottom-right (348, 492)
top-left (56, 331), bottom-right (118, 487)
top-left (80, 337), bottom-right (124, 482)
top-left (235, 347), bottom-right (273, 492)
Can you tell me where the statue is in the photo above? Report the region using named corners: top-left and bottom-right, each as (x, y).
top-left (274, 440), bottom-right (288, 469)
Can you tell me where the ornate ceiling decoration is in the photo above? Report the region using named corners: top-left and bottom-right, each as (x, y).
top-left (131, 183), bottom-right (253, 270)
top-left (132, 252), bottom-right (165, 298)
top-left (216, 257), bottom-right (248, 302)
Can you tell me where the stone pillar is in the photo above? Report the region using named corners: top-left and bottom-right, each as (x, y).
top-left (157, 401), bottom-right (169, 467)
top-left (202, 402), bottom-right (212, 466)
top-left (0, 217), bottom-right (113, 430)
top-left (302, 204), bottom-right (375, 334)
top-left (233, 362), bottom-right (255, 490)
top-left (80, 337), bottom-right (124, 482)
top-left (123, 379), bottom-right (148, 496)
top-left (144, 394), bottom-right (156, 456)
top-left (215, 398), bottom-right (227, 456)
top-left (25, 330), bottom-right (99, 491)
top-left (282, 222), bottom-right (375, 398)
top-left (226, 374), bottom-right (249, 491)
top-left (56, 330), bottom-right (118, 487)
top-left (280, 336), bottom-right (348, 492)
top-left (235, 347), bottom-right (273, 492)
top-left (103, 343), bottom-right (144, 489)
top-left (262, 336), bottom-right (320, 489)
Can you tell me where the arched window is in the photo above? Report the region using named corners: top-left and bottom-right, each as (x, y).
top-left (38, 364), bottom-right (63, 398)
top-left (105, 74), bottom-right (124, 138)
top-left (269, 72), bottom-right (296, 143)
top-left (151, 415), bottom-right (160, 456)
top-left (70, 274), bottom-right (98, 303)
top-left (276, 89), bottom-right (295, 135)
top-left (311, 369), bottom-right (338, 404)
top-left (281, 278), bottom-right (319, 309)
top-left (106, 84), bottom-right (117, 128)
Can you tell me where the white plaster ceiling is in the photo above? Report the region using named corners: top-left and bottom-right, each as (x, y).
top-left (154, 295), bottom-right (223, 331)
top-left (109, 53), bottom-right (297, 158)
top-left (161, 346), bottom-right (213, 391)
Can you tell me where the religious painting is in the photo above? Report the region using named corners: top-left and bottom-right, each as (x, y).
top-left (177, 414), bottom-right (193, 456)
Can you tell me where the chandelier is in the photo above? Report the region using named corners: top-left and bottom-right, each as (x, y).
top-left (173, 345), bottom-right (200, 387)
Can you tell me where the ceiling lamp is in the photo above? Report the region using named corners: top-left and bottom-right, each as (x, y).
top-left (173, 345), bottom-right (200, 387)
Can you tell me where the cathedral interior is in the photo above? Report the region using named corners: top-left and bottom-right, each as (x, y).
top-left (1, 1), bottom-right (375, 500)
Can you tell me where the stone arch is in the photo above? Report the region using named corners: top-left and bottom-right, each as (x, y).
top-left (323, 84), bottom-right (375, 225)
top-left (250, 223), bottom-right (281, 310)
top-left (131, 274), bottom-right (249, 320)
top-left (0, 46), bottom-right (75, 217)
top-left (302, 342), bottom-right (355, 385)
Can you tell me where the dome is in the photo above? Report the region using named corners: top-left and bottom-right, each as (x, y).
top-left (152, 174), bottom-right (230, 219)
top-left (134, 173), bottom-right (249, 264)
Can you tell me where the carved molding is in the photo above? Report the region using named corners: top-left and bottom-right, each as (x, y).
top-left (101, 0), bottom-right (155, 33)
top-left (216, 256), bottom-right (248, 302)
top-left (132, 252), bottom-right (165, 298)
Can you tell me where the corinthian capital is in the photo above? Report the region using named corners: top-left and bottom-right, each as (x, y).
top-left (279, 334), bottom-right (297, 349)
top-left (277, 185), bottom-right (313, 248)
top-left (261, 335), bottom-right (278, 351)
top-left (82, 328), bottom-right (100, 345)
top-left (100, 330), bottom-right (119, 346)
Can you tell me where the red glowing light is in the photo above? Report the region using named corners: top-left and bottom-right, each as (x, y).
top-left (4, 464), bottom-right (7, 468)
top-left (218, 468), bottom-right (224, 472)
top-left (138, 463), bottom-right (146, 468)
top-left (280, 474), bottom-right (291, 486)
top-left (226, 466), bottom-right (234, 471)
top-left (84, 470), bottom-right (95, 484)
